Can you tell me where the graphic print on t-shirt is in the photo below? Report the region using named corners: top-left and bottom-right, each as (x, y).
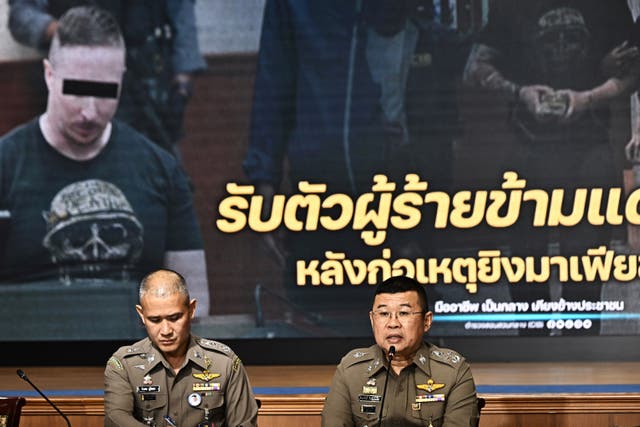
top-left (41, 179), bottom-right (143, 283)
top-left (533, 7), bottom-right (590, 85)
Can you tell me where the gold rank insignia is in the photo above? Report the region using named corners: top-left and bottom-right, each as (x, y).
top-left (417, 379), bottom-right (445, 393)
top-left (192, 356), bottom-right (221, 382)
top-left (362, 385), bottom-right (377, 395)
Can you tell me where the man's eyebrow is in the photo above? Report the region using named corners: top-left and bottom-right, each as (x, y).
top-left (147, 312), bottom-right (183, 319)
top-left (62, 79), bottom-right (119, 98)
top-left (374, 302), bottom-right (413, 309)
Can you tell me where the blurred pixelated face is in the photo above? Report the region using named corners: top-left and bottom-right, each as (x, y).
top-left (369, 291), bottom-right (432, 359)
top-left (44, 46), bottom-right (124, 148)
top-left (136, 291), bottom-right (196, 359)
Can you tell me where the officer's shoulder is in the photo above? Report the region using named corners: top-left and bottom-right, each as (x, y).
top-left (195, 337), bottom-right (237, 359)
top-left (426, 343), bottom-right (467, 369)
top-left (106, 338), bottom-right (151, 370)
top-left (111, 338), bottom-right (151, 360)
top-left (340, 345), bottom-right (377, 368)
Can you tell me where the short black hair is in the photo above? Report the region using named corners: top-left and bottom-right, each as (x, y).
top-left (374, 275), bottom-right (429, 312)
top-left (49, 6), bottom-right (124, 65)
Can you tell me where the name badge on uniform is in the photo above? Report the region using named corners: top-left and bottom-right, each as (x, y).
top-left (193, 382), bottom-right (221, 392)
top-left (361, 404), bottom-right (377, 414)
top-left (416, 393), bottom-right (445, 403)
top-left (358, 394), bottom-right (382, 402)
top-left (137, 385), bottom-right (160, 393)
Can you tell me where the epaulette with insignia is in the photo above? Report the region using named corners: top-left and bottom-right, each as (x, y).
top-left (343, 347), bottom-right (374, 368)
top-left (197, 338), bottom-right (234, 357)
top-left (122, 345), bottom-right (147, 358)
top-left (112, 342), bottom-right (147, 360)
top-left (431, 348), bottom-right (463, 367)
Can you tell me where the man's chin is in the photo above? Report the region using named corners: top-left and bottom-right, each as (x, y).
top-left (67, 127), bottom-right (103, 145)
top-left (157, 341), bottom-right (179, 353)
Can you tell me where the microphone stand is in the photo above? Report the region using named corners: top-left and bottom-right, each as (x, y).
top-left (17, 369), bottom-right (72, 427)
top-left (377, 345), bottom-right (395, 427)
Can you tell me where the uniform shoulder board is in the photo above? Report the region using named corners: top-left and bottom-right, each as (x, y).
top-left (113, 342), bottom-right (147, 360)
top-left (430, 347), bottom-right (464, 367)
top-left (343, 347), bottom-right (375, 367)
top-left (197, 338), bottom-right (236, 357)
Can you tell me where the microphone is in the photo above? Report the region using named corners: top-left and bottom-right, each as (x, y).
top-left (377, 345), bottom-right (395, 427)
top-left (388, 345), bottom-right (396, 360)
top-left (17, 369), bottom-right (72, 427)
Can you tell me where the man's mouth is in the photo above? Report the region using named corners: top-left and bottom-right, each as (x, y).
top-left (386, 334), bottom-right (403, 343)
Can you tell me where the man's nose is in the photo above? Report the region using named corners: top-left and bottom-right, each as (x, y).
top-left (386, 314), bottom-right (401, 327)
top-left (80, 96), bottom-right (98, 120)
top-left (160, 321), bottom-right (172, 335)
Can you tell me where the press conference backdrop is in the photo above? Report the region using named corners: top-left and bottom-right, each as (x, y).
top-left (1, 0), bottom-right (640, 364)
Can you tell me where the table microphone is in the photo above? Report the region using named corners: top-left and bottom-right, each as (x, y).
top-left (17, 369), bottom-right (72, 427)
top-left (377, 345), bottom-right (395, 427)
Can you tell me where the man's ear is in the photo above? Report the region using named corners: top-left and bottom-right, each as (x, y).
top-left (43, 58), bottom-right (54, 92)
top-left (135, 304), bottom-right (145, 325)
top-left (423, 311), bottom-right (434, 334)
top-left (189, 299), bottom-right (197, 319)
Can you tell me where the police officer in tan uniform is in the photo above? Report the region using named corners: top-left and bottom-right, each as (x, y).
top-left (322, 276), bottom-right (478, 427)
top-left (104, 269), bottom-right (258, 426)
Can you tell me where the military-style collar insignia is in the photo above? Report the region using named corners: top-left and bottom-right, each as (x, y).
top-left (366, 378), bottom-right (376, 386)
top-left (143, 374), bottom-right (153, 385)
top-left (353, 351), bottom-right (367, 359)
top-left (194, 350), bottom-right (203, 359)
top-left (419, 355), bottom-right (427, 365)
top-left (192, 356), bottom-right (221, 382)
top-left (367, 359), bottom-right (381, 373)
top-left (146, 353), bottom-right (155, 364)
top-left (417, 379), bottom-right (445, 393)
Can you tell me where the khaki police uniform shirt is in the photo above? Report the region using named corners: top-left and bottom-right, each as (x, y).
top-left (322, 342), bottom-right (477, 427)
top-left (104, 336), bottom-right (258, 427)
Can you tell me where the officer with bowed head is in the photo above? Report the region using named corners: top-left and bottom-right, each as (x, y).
top-left (104, 269), bottom-right (258, 426)
top-left (322, 275), bottom-right (478, 426)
